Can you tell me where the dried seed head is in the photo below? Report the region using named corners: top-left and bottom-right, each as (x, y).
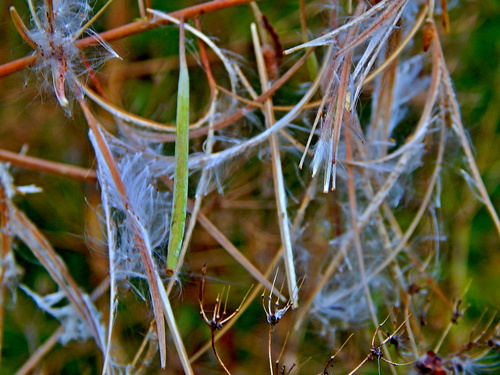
top-left (422, 21), bottom-right (435, 52)
top-left (13, 0), bottom-right (118, 112)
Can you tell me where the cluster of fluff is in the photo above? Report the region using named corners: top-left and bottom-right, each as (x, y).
top-left (312, 222), bottom-right (395, 331)
top-left (0, 164), bottom-right (38, 293)
top-left (20, 286), bottom-right (105, 346)
top-left (0, 252), bottom-right (23, 294)
top-left (92, 132), bottom-right (173, 286)
top-left (313, 278), bottom-right (371, 335)
top-left (310, 0), bottom-right (414, 193)
top-left (310, 128), bottom-right (430, 331)
top-left (307, 2), bottom-right (446, 335)
top-left (310, 131), bottom-right (430, 331)
top-left (27, 0), bottom-right (117, 110)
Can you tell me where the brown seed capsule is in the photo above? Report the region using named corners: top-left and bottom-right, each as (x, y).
top-left (263, 45), bottom-right (279, 81)
top-left (440, 0), bottom-right (450, 33)
top-left (422, 21), bottom-right (435, 52)
top-left (261, 14), bottom-right (283, 81)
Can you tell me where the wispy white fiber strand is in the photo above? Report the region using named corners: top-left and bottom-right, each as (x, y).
top-left (344, 118), bottom-right (447, 304)
top-left (91, 46), bottom-right (333, 177)
top-left (284, 0), bottom-right (394, 55)
top-left (294, 46), bottom-right (442, 329)
top-left (351, 6), bottom-right (406, 102)
top-left (187, 45), bottom-right (334, 171)
top-left (86, 119), bottom-right (171, 368)
top-left (101, 183), bottom-right (118, 375)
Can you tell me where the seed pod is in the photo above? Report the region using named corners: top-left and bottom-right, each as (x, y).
top-left (422, 21), bottom-right (435, 52)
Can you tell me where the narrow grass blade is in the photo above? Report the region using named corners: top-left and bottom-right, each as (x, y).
top-left (251, 23), bottom-right (298, 306)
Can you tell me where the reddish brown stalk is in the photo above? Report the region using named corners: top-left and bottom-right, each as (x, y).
top-left (299, 0), bottom-right (308, 42)
top-left (87, 0), bottom-right (261, 47)
top-left (0, 0), bottom-right (260, 78)
top-left (10, 206), bottom-right (105, 353)
top-left (0, 55), bottom-right (37, 78)
top-left (439, 0), bottom-right (450, 33)
top-left (0, 149), bottom-right (97, 182)
top-left (15, 328), bottom-right (61, 375)
top-left (215, 85), bottom-right (321, 111)
top-left (344, 103), bottom-right (399, 369)
top-left (369, 19), bottom-right (401, 154)
top-left (96, 0), bottom-right (239, 44)
top-left (80, 55), bottom-right (107, 99)
top-left (9, 7), bottom-right (39, 50)
top-left (80, 101), bottom-right (168, 367)
top-left (15, 278), bottom-right (110, 375)
top-left (195, 18), bottom-right (217, 95)
top-left (0, 187), bottom-right (13, 368)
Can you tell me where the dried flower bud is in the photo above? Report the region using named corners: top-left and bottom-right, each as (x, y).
top-left (422, 21), bottom-right (435, 52)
